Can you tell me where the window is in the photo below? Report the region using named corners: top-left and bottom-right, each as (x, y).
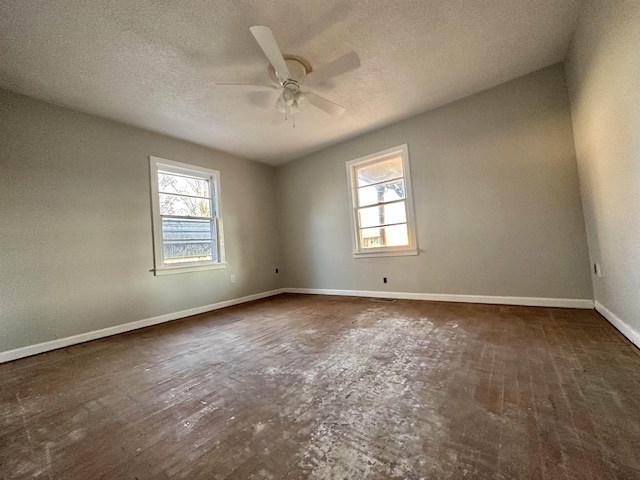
top-left (346, 144), bottom-right (418, 257)
top-left (149, 156), bottom-right (225, 275)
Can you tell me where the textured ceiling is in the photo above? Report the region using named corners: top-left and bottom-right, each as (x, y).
top-left (0, 0), bottom-right (581, 165)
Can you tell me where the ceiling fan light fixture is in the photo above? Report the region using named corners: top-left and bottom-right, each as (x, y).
top-left (295, 92), bottom-right (309, 110)
top-left (281, 89), bottom-right (295, 106)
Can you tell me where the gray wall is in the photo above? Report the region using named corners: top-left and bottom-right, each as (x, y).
top-left (276, 64), bottom-right (593, 300)
top-left (566, 2), bottom-right (640, 334)
top-left (0, 88), bottom-right (280, 353)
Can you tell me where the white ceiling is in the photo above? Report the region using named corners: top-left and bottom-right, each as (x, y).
top-left (0, 0), bottom-right (581, 165)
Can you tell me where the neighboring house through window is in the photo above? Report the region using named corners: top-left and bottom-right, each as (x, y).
top-left (346, 144), bottom-right (418, 257)
top-left (149, 156), bottom-right (226, 275)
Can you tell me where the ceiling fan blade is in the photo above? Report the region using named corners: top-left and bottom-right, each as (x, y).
top-left (249, 26), bottom-right (290, 81)
top-left (215, 83), bottom-right (277, 90)
top-left (304, 51), bottom-right (360, 85)
top-left (305, 92), bottom-right (346, 116)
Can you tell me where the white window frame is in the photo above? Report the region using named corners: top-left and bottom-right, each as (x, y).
top-left (346, 144), bottom-right (418, 258)
top-left (149, 156), bottom-right (226, 275)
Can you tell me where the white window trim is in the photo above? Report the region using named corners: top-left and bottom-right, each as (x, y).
top-left (346, 144), bottom-right (418, 258)
top-left (149, 156), bottom-right (226, 275)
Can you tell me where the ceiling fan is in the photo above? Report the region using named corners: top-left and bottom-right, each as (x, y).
top-left (217, 26), bottom-right (360, 125)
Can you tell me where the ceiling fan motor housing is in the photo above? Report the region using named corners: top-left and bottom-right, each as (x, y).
top-left (269, 57), bottom-right (310, 85)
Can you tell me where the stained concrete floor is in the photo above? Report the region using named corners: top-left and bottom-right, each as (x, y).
top-left (1, 294), bottom-right (640, 479)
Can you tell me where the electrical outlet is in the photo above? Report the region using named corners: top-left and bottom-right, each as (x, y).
top-left (593, 263), bottom-right (602, 278)
top-left (383, 277), bottom-right (388, 284)
top-left (230, 274), bottom-right (236, 283)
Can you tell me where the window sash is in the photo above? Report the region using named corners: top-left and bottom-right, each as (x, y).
top-left (158, 169), bottom-right (216, 217)
top-left (346, 144), bottom-right (417, 257)
top-left (354, 176), bottom-right (409, 249)
top-left (150, 156), bottom-right (225, 274)
top-left (160, 216), bottom-right (217, 264)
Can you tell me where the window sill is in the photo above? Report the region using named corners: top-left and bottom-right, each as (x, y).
top-left (153, 262), bottom-right (227, 276)
top-left (352, 249), bottom-right (418, 259)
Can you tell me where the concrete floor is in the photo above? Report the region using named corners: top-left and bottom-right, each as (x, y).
top-left (1, 294), bottom-right (639, 479)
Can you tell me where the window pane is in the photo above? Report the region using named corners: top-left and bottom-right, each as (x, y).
top-left (159, 193), bottom-right (211, 217)
top-left (158, 172), bottom-right (210, 198)
top-left (162, 218), bottom-right (216, 264)
top-left (164, 242), bottom-right (213, 264)
top-left (358, 202), bottom-right (407, 228)
top-left (359, 224), bottom-right (409, 249)
top-left (162, 218), bottom-right (212, 241)
top-left (356, 156), bottom-right (403, 187)
top-left (357, 179), bottom-right (405, 207)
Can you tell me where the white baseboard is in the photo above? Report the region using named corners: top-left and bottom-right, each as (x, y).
top-left (284, 288), bottom-right (594, 309)
top-left (0, 287), bottom-right (596, 364)
top-left (595, 301), bottom-right (640, 349)
top-left (0, 288), bottom-right (286, 364)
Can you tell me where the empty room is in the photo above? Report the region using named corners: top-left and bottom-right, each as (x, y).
top-left (1, 1), bottom-right (639, 478)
